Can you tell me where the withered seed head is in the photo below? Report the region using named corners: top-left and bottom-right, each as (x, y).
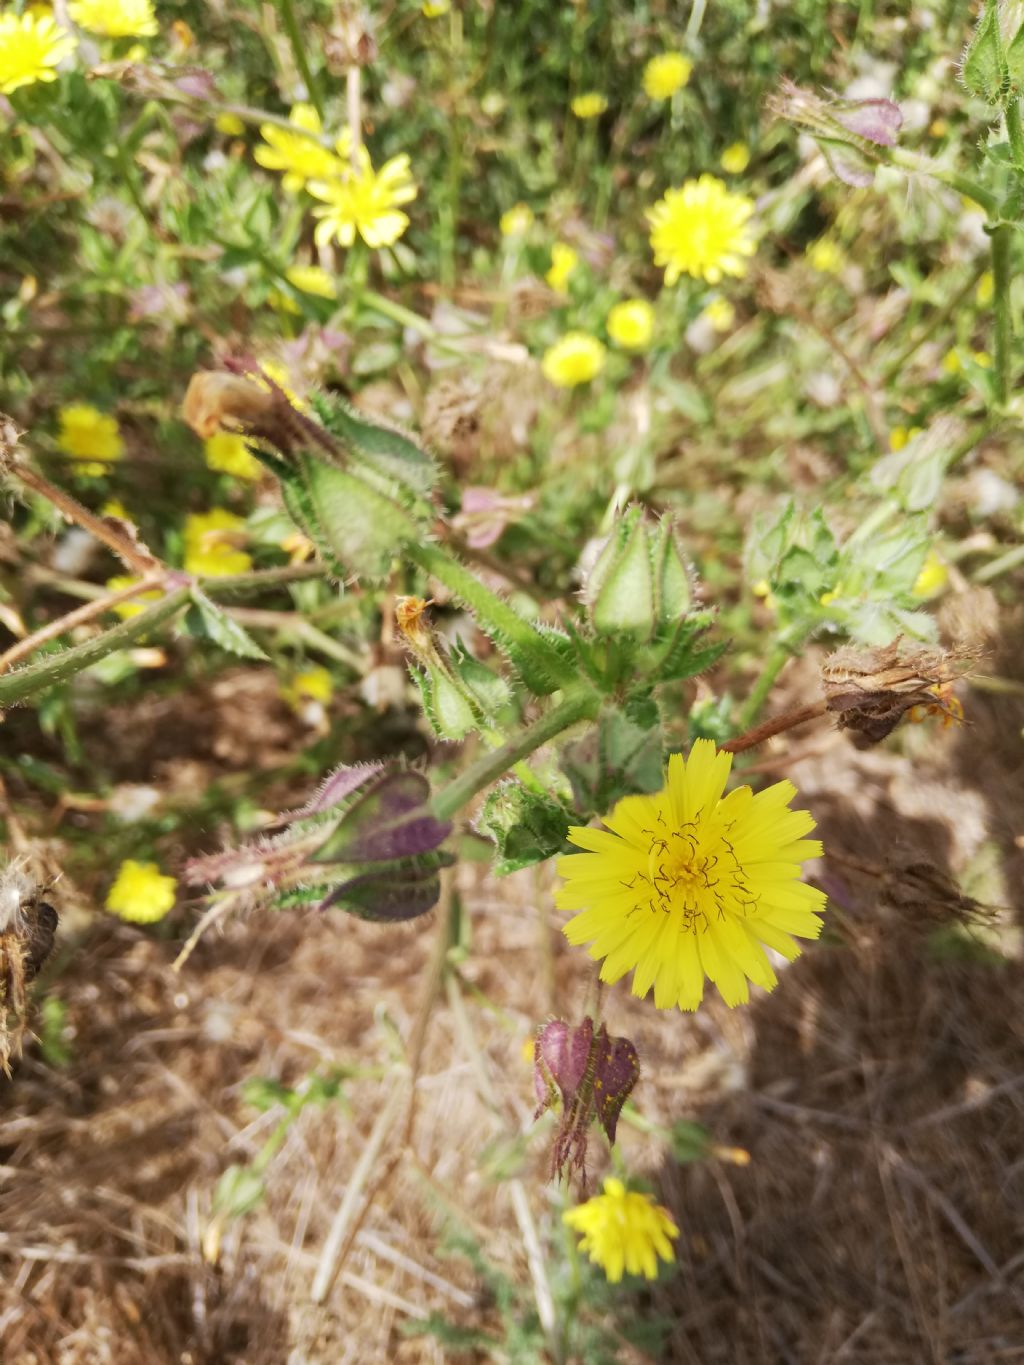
top-left (821, 637), bottom-right (973, 747)
top-left (182, 372), bottom-right (276, 440)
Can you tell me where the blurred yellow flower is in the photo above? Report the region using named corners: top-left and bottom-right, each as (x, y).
top-left (0, 12), bottom-right (75, 95)
top-left (285, 263), bottom-right (337, 298)
top-left (183, 509), bottom-right (252, 577)
top-left (942, 348), bottom-right (962, 375)
top-left (310, 146), bottom-right (417, 249)
top-left (889, 424), bottom-right (922, 452)
top-left (973, 349), bottom-right (993, 368)
top-left (57, 404), bottom-right (123, 469)
top-left (976, 271), bottom-right (994, 307)
top-left (606, 299), bottom-right (655, 351)
top-left (255, 105), bottom-right (348, 195)
top-left (204, 431), bottom-right (261, 480)
top-left (647, 175), bottom-right (755, 286)
top-left (806, 237), bottom-right (845, 274)
top-left (563, 1178), bottom-right (679, 1283)
top-left (571, 92), bottom-right (608, 119)
top-left (106, 575), bottom-right (161, 619)
top-left (913, 549), bottom-right (949, 598)
top-left (215, 112), bottom-right (245, 137)
top-left (101, 498), bottom-right (129, 520)
top-left (106, 859), bottom-right (176, 924)
top-left (69, 0), bottom-right (157, 38)
top-left (720, 141), bottom-right (750, 174)
top-left (422, 0), bottom-right (450, 14)
top-left (545, 242), bottom-right (578, 295)
top-left (281, 666), bottom-right (334, 712)
top-left (541, 332), bottom-right (606, 387)
top-left (642, 52), bottom-right (692, 100)
top-left (500, 202), bottom-right (534, 237)
top-left (702, 295), bottom-right (736, 332)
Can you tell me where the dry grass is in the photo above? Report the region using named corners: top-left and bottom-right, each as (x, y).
top-left (1, 621), bottom-right (1023, 1363)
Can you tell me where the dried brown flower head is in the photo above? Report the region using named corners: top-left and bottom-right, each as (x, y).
top-left (821, 638), bottom-right (972, 747)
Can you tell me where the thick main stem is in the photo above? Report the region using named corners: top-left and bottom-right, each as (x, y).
top-left (432, 689), bottom-right (597, 822)
top-left (991, 221), bottom-right (1013, 407)
top-left (0, 587), bottom-right (191, 708)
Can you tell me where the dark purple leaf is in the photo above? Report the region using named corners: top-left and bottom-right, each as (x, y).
top-left (319, 853), bottom-right (453, 922)
top-left (592, 1025), bottom-right (640, 1144)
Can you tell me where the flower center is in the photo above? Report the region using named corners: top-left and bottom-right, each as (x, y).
top-left (638, 816), bottom-right (759, 932)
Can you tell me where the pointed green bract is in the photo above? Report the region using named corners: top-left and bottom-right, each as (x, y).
top-left (961, 0), bottom-right (1011, 104)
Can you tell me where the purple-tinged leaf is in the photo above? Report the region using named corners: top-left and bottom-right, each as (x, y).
top-left (535, 1017), bottom-right (593, 1113)
top-left (592, 1026), bottom-right (640, 1144)
top-left (834, 97), bottom-right (903, 146)
top-left (315, 770), bottom-right (451, 862)
top-left (269, 762), bottom-right (384, 830)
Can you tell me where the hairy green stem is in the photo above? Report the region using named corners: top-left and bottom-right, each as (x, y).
top-left (275, 0), bottom-right (323, 116)
top-left (1007, 100), bottom-right (1024, 174)
top-left (0, 586), bottom-right (191, 708)
top-left (991, 222), bottom-right (1013, 407)
top-left (406, 541), bottom-right (576, 691)
top-left (432, 689), bottom-right (598, 821)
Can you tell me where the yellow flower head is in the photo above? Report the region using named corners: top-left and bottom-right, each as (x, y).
top-left (106, 859), bottom-right (176, 924)
top-left (310, 145), bottom-right (417, 250)
top-left (563, 1178), bottom-right (679, 1283)
top-left (912, 548), bottom-right (949, 598)
top-left (422, 0), bottom-right (450, 14)
top-left (976, 271), bottom-right (994, 307)
top-left (702, 295), bottom-right (736, 332)
top-left (545, 242), bottom-right (579, 295)
top-left (215, 111), bottom-right (245, 137)
top-left (281, 666), bottom-right (333, 712)
top-left (500, 202), bottom-right (534, 237)
top-left (106, 575), bottom-right (162, 620)
top-left (647, 175), bottom-right (756, 286)
top-left (254, 105), bottom-right (348, 195)
top-left (806, 237), bottom-right (845, 274)
top-left (183, 509), bottom-right (252, 577)
top-left (888, 424), bottom-right (922, 452)
top-left (0, 12), bottom-right (75, 95)
top-left (69, 0), bottom-right (157, 38)
top-left (284, 263), bottom-right (337, 299)
top-left (557, 740), bottom-right (826, 1010)
top-left (204, 431), bottom-right (262, 480)
top-left (720, 141), bottom-right (750, 174)
top-left (642, 52), bottom-right (692, 100)
top-left (541, 332), bottom-right (606, 388)
top-left (571, 92), bottom-right (608, 119)
top-left (606, 299), bottom-right (655, 351)
top-left (57, 404), bottom-right (123, 464)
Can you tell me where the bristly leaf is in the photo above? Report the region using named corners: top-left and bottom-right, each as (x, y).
top-left (188, 588), bottom-right (269, 661)
top-left (310, 391), bottom-right (438, 495)
top-left (961, 0), bottom-right (1011, 105)
top-left (478, 780), bottom-right (575, 874)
